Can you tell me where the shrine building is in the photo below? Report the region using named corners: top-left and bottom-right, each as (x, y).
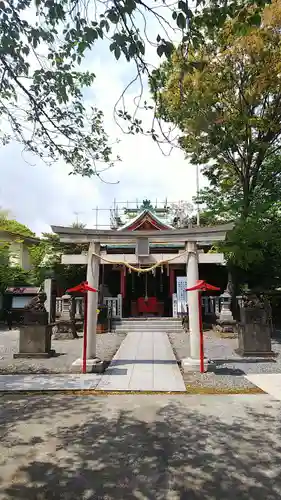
top-left (52, 199), bottom-right (229, 319)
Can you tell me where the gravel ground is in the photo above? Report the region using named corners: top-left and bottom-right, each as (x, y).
top-left (168, 330), bottom-right (281, 390)
top-left (0, 328), bottom-right (126, 374)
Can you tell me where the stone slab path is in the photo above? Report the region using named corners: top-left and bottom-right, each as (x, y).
top-left (97, 331), bottom-right (186, 392)
top-left (246, 373), bottom-right (281, 401)
top-left (0, 331), bottom-right (186, 392)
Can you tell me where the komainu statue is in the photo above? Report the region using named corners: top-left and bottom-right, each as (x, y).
top-left (24, 292), bottom-right (47, 312)
top-left (23, 292), bottom-right (48, 325)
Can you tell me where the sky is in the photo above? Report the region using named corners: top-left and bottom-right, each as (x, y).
top-left (0, 5), bottom-right (206, 235)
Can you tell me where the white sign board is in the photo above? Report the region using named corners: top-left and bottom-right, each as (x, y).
top-left (176, 277), bottom-right (187, 314)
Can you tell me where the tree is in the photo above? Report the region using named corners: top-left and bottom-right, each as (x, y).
top-left (0, 241), bottom-right (31, 293)
top-left (71, 221), bottom-right (86, 229)
top-left (0, 210), bottom-right (35, 237)
top-left (150, 1), bottom-right (281, 290)
top-left (29, 231), bottom-right (88, 290)
top-left (152, 1), bottom-right (281, 219)
top-left (0, 213), bottom-right (35, 291)
top-left (0, 0), bottom-right (273, 167)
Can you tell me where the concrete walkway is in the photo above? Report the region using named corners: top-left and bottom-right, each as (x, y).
top-left (0, 331), bottom-right (186, 392)
top-left (246, 374), bottom-right (281, 401)
top-left (98, 331), bottom-right (186, 392)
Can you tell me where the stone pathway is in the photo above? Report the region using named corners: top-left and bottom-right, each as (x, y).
top-left (0, 374), bottom-right (102, 391)
top-left (0, 331), bottom-right (186, 392)
top-left (98, 331), bottom-right (186, 392)
top-left (246, 374), bottom-right (281, 401)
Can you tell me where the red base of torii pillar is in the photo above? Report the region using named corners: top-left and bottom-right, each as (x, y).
top-left (186, 280), bottom-right (220, 373)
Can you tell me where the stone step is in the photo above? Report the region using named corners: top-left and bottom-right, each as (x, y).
top-left (113, 322), bottom-right (182, 326)
top-left (114, 328), bottom-right (183, 333)
top-left (113, 320), bottom-right (181, 324)
top-left (118, 317), bottom-right (182, 322)
top-left (113, 318), bottom-right (183, 333)
top-left (114, 323), bottom-right (182, 330)
top-left (114, 322), bottom-right (182, 326)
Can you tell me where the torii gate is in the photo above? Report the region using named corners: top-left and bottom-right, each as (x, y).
top-left (51, 224), bottom-right (232, 373)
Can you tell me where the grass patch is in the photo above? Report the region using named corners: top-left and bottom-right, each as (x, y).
top-left (185, 385), bottom-right (264, 395)
top-left (0, 390), bottom-right (188, 396)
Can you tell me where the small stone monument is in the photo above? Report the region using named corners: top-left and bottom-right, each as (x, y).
top-left (236, 294), bottom-right (275, 357)
top-left (14, 292), bottom-right (55, 358)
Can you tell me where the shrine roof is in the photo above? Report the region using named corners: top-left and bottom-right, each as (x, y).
top-left (118, 209), bottom-right (174, 231)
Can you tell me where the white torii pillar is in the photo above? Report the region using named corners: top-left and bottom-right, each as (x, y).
top-left (72, 242), bottom-right (103, 372)
top-left (181, 241), bottom-right (208, 372)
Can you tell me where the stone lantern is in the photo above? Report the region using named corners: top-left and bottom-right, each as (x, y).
top-left (52, 293), bottom-right (78, 339)
top-left (220, 290), bottom-right (232, 319)
top-left (60, 294), bottom-right (72, 321)
top-left (216, 289), bottom-right (237, 333)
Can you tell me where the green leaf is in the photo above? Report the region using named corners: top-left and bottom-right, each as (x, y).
top-left (138, 42), bottom-right (145, 55)
top-left (157, 45), bottom-right (164, 58)
top-left (107, 9), bottom-right (119, 24)
top-left (178, 1), bottom-right (192, 17)
top-left (163, 41), bottom-right (174, 58)
top-left (114, 46), bottom-right (121, 60)
top-left (177, 12), bottom-right (186, 30)
top-left (249, 13), bottom-right (261, 26)
top-left (100, 19), bottom-right (110, 32)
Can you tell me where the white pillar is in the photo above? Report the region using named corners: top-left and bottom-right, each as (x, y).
top-left (86, 242), bottom-right (100, 358)
top-left (72, 241), bottom-right (103, 372)
top-left (44, 278), bottom-right (52, 323)
top-left (181, 241), bottom-right (208, 372)
top-left (187, 242), bottom-right (200, 359)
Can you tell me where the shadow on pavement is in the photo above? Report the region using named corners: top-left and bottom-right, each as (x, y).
top-left (0, 394), bottom-right (281, 499)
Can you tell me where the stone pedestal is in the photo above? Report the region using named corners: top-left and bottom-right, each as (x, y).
top-left (72, 357), bottom-right (104, 373)
top-left (215, 319), bottom-right (237, 334)
top-left (181, 357), bottom-right (209, 373)
top-left (236, 307), bottom-right (274, 357)
top-left (14, 325), bottom-right (55, 358)
top-left (52, 320), bottom-right (78, 339)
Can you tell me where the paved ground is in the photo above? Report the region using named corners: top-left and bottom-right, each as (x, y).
top-left (98, 331), bottom-right (186, 392)
top-left (246, 374), bottom-right (281, 401)
top-left (1, 393), bottom-right (281, 499)
top-left (0, 329), bottom-right (125, 374)
top-left (0, 331), bottom-right (186, 392)
top-left (2, 328), bottom-right (281, 393)
top-left (169, 330), bottom-right (281, 390)
top-left (0, 374), bottom-right (103, 391)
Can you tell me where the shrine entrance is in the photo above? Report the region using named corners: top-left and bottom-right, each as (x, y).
top-left (52, 222), bottom-right (231, 372)
top-left (123, 267), bottom-right (170, 317)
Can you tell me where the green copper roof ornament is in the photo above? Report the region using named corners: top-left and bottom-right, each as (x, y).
top-left (140, 199), bottom-right (154, 211)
